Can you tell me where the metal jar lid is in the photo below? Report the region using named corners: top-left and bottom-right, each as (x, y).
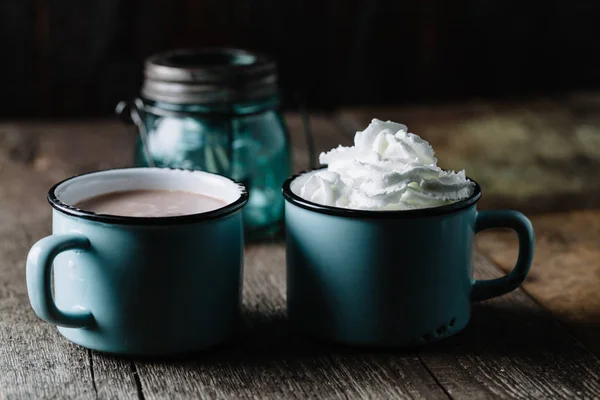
top-left (142, 48), bottom-right (278, 105)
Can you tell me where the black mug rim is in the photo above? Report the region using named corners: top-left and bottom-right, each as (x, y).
top-left (48, 168), bottom-right (249, 226)
top-left (282, 168), bottom-right (482, 219)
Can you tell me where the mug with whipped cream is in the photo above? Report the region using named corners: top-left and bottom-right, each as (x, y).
top-left (282, 119), bottom-right (534, 347)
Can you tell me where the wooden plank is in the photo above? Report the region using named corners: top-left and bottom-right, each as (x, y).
top-left (0, 162), bottom-right (95, 399)
top-left (134, 117), bottom-right (447, 399)
top-left (90, 356), bottom-right (140, 400)
top-left (310, 112), bottom-right (354, 151)
top-left (285, 112), bottom-right (353, 172)
top-left (0, 114), bottom-right (321, 398)
top-left (1, 118), bottom-right (441, 398)
top-left (0, 123), bottom-right (140, 398)
top-left (135, 243), bottom-right (447, 400)
top-left (283, 113), bottom-right (311, 172)
top-left (1, 114), bottom-right (308, 176)
top-left (329, 113), bottom-right (600, 398)
top-left (3, 118), bottom-right (600, 399)
top-left (419, 253), bottom-right (600, 399)
top-left (477, 210), bottom-right (600, 357)
top-left (2, 120), bottom-right (135, 181)
top-left (336, 94), bottom-right (600, 215)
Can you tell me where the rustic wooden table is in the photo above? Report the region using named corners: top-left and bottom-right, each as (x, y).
top-left (1, 95), bottom-right (600, 399)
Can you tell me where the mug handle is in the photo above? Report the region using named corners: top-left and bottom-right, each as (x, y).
top-left (471, 210), bottom-right (535, 302)
top-left (26, 234), bottom-right (95, 328)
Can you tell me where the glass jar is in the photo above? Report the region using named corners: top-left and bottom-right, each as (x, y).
top-left (118, 49), bottom-right (291, 238)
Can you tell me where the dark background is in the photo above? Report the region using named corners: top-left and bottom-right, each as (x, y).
top-left (3, 0), bottom-right (600, 118)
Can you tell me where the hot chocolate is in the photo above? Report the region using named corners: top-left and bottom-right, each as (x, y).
top-left (75, 189), bottom-right (227, 217)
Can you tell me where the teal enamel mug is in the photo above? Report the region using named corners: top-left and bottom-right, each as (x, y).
top-left (26, 168), bottom-right (248, 356)
top-left (283, 172), bottom-right (534, 347)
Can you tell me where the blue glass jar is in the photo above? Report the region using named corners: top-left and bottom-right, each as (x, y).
top-left (119, 49), bottom-right (291, 238)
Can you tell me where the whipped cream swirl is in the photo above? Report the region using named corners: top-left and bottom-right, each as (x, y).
top-left (294, 119), bottom-right (474, 210)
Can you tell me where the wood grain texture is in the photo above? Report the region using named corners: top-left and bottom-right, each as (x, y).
top-left (477, 211), bottom-right (600, 357)
top-left (331, 112), bottom-right (600, 398)
top-left (0, 161), bottom-right (139, 399)
top-left (310, 113), bottom-right (353, 152)
top-left (0, 123), bottom-right (141, 399)
top-left (135, 242), bottom-right (447, 400)
top-left (0, 117), bottom-right (599, 399)
top-left (337, 94), bottom-right (600, 215)
top-left (418, 253), bottom-right (600, 399)
top-left (132, 118), bottom-right (447, 399)
top-left (285, 112), bottom-right (354, 172)
top-left (284, 113), bottom-right (312, 172)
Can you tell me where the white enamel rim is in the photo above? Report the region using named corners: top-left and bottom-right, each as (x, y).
top-left (48, 168), bottom-right (248, 225)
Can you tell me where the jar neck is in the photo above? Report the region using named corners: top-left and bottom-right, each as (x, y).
top-left (142, 96), bottom-right (280, 118)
